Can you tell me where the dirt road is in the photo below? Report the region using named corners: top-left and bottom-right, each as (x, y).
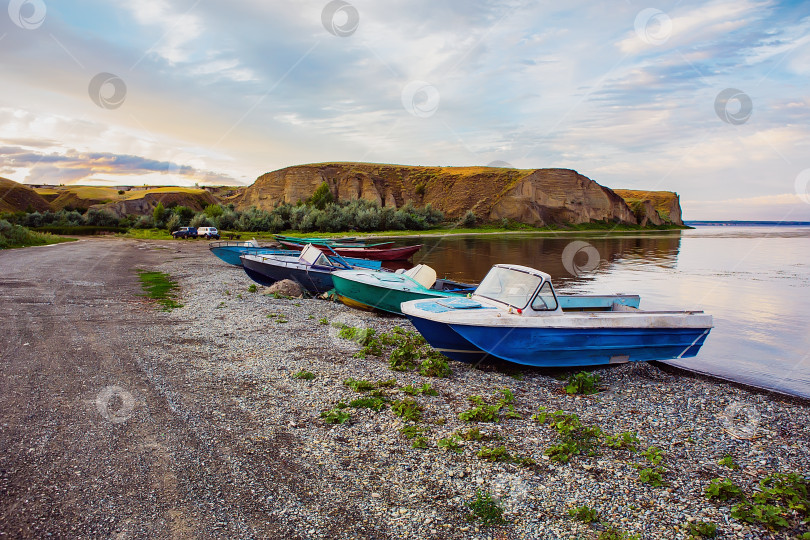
top-left (0, 238), bottom-right (308, 539)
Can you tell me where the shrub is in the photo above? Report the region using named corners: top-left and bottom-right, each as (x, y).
top-left (190, 213), bottom-right (214, 228)
top-left (152, 202), bottom-right (168, 226)
top-left (165, 213), bottom-right (181, 232)
top-left (459, 210), bottom-right (477, 227)
top-left (307, 182), bottom-right (334, 210)
top-left (204, 204), bottom-right (223, 218)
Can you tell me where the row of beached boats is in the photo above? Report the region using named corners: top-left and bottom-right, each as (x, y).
top-left (209, 237), bottom-right (713, 368)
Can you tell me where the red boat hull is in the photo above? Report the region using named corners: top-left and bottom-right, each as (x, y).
top-left (279, 240), bottom-right (421, 261)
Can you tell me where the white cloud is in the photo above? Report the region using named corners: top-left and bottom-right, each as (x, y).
top-left (617, 0), bottom-right (768, 55)
top-left (126, 0), bottom-right (204, 64)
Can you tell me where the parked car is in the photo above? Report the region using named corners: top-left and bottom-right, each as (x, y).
top-left (171, 227), bottom-right (197, 239)
top-left (197, 227), bottom-right (220, 239)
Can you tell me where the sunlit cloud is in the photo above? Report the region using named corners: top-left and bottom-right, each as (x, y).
top-left (0, 0), bottom-right (806, 218)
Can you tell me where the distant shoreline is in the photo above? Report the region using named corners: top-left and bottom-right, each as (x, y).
top-left (685, 220), bottom-right (810, 226)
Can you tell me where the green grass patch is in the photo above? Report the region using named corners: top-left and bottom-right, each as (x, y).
top-left (120, 228), bottom-right (173, 240)
top-left (136, 269), bottom-right (183, 311)
top-left (0, 220), bottom-right (74, 249)
top-left (35, 225), bottom-right (128, 235)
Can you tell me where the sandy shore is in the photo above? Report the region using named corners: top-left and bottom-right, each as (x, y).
top-left (2, 238), bottom-right (807, 539)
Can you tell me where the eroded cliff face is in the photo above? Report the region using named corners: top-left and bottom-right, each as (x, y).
top-left (235, 163), bottom-right (657, 226)
top-left (612, 189), bottom-right (683, 226)
top-left (95, 191), bottom-right (218, 218)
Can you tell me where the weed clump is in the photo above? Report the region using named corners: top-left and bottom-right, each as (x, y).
top-left (685, 520), bottom-right (717, 538)
top-left (391, 398), bottom-right (423, 422)
top-left (343, 378), bottom-right (375, 392)
top-left (320, 407), bottom-right (350, 424)
top-left (349, 396), bottom-right (388, 411)
top-left (565, 371), bottom-right (601, 395)
top-left (568, 505), bottom-right (600, 523)
top-left (292, 370), bottom-right (315, 380)
top-left (705, 478), bottom-right (743, 501)
top-left (458, 389), bottom-right (518, 423)
top-left (437, 435), bottom-right (463, 454)
top-left (466, 490), bottom-right (506, 526)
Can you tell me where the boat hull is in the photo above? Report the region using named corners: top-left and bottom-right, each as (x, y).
top-left (331, 272), bottom-right (459, 315)
top-left (210, 246), bottom-right (298, 266)
top-left (240, 256), bottom-right (336, 293)
top-left (449, 324), bottom-right (711, 367)
top-left (401, 298), bottom-right (711, 368)
top-left (405, 314), bottom-right (491, 363)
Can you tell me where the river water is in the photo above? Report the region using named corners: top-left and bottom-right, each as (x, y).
top-left (393, 225), bottom-right (810, 399)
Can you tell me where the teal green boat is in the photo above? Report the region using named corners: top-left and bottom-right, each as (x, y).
top-left (332, 265), bottom-right (641, 316)
top-left (331, 265), bottom-right (474, 315)
top-left (274, 234), bottom-right (393, 249)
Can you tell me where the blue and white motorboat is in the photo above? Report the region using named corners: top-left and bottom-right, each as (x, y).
top-left (401, 264), bottom-right (712, 367)
top-left (210, 239), bottom-right (381, 269)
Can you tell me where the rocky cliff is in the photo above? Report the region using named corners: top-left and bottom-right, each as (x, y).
top-left (96, 188), bottom-right (218, 218)
top-left (612, 189), bottom-right (683, 226)
top-left (235, 163), bottom-right (653, 226)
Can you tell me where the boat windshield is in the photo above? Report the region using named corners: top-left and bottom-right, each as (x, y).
top-left (474, 267), bottom-right (543, 309)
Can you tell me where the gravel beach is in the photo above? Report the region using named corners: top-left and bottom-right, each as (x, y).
top-left (2, 238), bottom-right (808, 539)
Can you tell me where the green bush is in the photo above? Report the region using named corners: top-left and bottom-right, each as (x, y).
top-left (0, 220), bottom-right (65, 249)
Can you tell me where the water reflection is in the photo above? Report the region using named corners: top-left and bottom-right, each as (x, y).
top-left (390, 227), bottom-right (810, 399)
top-left (397, 232), bottom-right (683, 287)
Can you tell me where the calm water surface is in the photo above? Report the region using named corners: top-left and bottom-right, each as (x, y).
top-left (392, 226), bottom-right (810, 399)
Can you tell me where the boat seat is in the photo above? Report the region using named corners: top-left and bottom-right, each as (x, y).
top-left (248, 238), bottom-right (260, 247)
top-left (404, 264), bottom-right (437, 289)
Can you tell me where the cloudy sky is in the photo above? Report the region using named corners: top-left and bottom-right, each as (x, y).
top-left (1, 0), bottom-right (809, 220)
